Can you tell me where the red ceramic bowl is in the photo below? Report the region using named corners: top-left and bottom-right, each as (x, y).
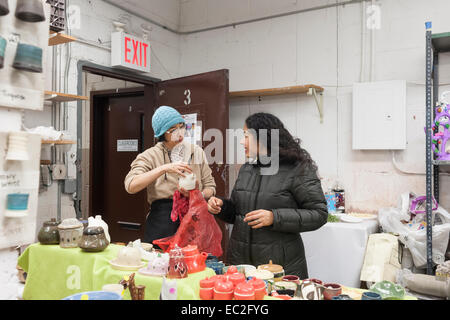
top-left (323, 283), bottom-right (342, 300)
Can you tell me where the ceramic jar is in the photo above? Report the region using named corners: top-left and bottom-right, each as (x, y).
top-left (247, 277), bottom-right (268, 300)
top-left (257, 260), bottom-right (285, 281)
top-left (234, 282), bottom-right (255, 300)
top-left (323, 283), bottom-right (342, 300)
top-left (79, 227), bottom-right (109, 252)
top-left (199, 277), bottom-right (216, 300)
top-left (88, 215), bottom-right (111, 243)
top-left (213, 280), bottom-right (234, 300)
top-left (38, 218), bottom-right (60, 245)
top-left (229, 273), bottom-right (246, 288)
top-left (58, 218), bottom-right (83, 248)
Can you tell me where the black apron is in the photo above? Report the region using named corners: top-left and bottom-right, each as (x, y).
top-left (144, 199), bottom-right (180, 247)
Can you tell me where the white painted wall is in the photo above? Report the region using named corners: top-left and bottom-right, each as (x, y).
top-left (0, 0), bottom-right (181, 300)
top-left (178, 0), bottom-right (450, 212)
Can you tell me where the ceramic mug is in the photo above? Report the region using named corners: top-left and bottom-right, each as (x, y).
top-left (361, 291), bottom-right (382, 300)
top-left (15, 0), bottom-right (46, 23)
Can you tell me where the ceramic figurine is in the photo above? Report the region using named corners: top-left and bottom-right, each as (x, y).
top-left (38, 218), bottom-right (60, 244)
top-left (88, 215), bottom-right (110, 243)
top-left (167, 245), bottom-right (188, 279)
top-left (0, 36), bottom-right (6, 69)
top-left (79, 227), bottom-right (109, 252)
top-left (58, 218), bottom-right (84, 248)
top-left (138, 251), bottom-right (170, 277)
top-left (160, 277), bottom-right (177, 300)
top-left (15, 0), bottom-right (46, 22)
top-left (0, 0), bottom-right (9, 16)
top-left (12, 43), bottom-right (43, 73)
top-left (431, 103), bottom-right (450, 161)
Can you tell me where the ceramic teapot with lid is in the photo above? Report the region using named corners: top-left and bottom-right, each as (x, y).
top-left (181, 245), bottom-right (208, 274)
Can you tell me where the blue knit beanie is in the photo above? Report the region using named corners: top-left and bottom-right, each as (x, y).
top-left (152, 106), bottom-right (185, 138)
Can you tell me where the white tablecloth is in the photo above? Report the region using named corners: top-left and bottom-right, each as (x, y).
top-left (301, 219), bottom-right (379, 288)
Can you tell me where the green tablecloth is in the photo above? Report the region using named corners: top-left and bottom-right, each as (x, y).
top-left (18, 243), bottom-right (215, 300)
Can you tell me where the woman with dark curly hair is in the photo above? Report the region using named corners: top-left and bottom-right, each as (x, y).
top-left (207, 112), bottom-right (327, 278)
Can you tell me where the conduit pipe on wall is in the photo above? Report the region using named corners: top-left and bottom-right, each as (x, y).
top-left (102, 0), bottom-right (373, 35)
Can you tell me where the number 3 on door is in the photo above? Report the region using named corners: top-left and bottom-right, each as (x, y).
top-left (184, 89), bottom-right (191, 105)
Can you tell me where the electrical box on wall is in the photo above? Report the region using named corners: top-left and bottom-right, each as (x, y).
top-left (352, 80), bottom-right (406, 150)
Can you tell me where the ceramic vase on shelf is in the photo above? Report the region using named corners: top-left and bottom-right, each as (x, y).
top-left (15, 0), bottom-right (46, 22)
top-left (0, 35), bottom-right (6, 69)
top-left (12, 43), bottom-right (43, 73)
top-left (0, 0), bottom-right (9, 16)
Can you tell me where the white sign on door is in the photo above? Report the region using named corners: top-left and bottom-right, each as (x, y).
top-left (117, 140), bottom-right (139, 152)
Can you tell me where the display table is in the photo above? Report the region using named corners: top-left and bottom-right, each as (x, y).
top-left (17, 243), bottom-right (215, 300)
top-left (301, 219), bottom-right (379, 288)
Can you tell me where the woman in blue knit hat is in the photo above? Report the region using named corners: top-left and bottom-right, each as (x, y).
top-left (124, 106), bottom-right (216, 245)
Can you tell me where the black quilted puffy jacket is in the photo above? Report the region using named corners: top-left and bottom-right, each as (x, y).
top-left (216, 162), bottom-right (328, 279)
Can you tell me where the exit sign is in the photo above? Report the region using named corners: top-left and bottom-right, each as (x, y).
top-left (111, 32), bottom-right (151, 73)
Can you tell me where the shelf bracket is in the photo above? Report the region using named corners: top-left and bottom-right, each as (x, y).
top-left (308, 88), bottom-right (324, 123)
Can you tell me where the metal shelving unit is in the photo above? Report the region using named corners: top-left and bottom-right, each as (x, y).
top-left (425, 22), bottom-right (450, 275)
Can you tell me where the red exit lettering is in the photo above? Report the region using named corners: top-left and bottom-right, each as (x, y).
top-left (124, 37), bottom-right (149, 68)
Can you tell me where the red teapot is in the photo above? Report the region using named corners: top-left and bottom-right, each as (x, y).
top-left (182, 245), bottom-right (208, 274)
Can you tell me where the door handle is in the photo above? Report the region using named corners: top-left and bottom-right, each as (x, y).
top-left (117, 221), bottom-right (142, 231)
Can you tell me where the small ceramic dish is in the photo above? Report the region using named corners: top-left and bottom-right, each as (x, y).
top-left (109, 259), bottom-right (146, 271)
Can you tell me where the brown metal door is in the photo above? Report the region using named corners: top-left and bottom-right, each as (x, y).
top-left (92, 91), bottom-right (150, 243)
top-left (155, 69), bottom-right (230, 259)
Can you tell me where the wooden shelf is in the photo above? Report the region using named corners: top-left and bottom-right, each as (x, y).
top-left (45, 91), bottom-right (88, 102)
top-left (41, 140), bottom-right (76, 145)
top-left (49, 31), bottom-right (76, 46)
top-left (229, 84), bottom-right (324, 98)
